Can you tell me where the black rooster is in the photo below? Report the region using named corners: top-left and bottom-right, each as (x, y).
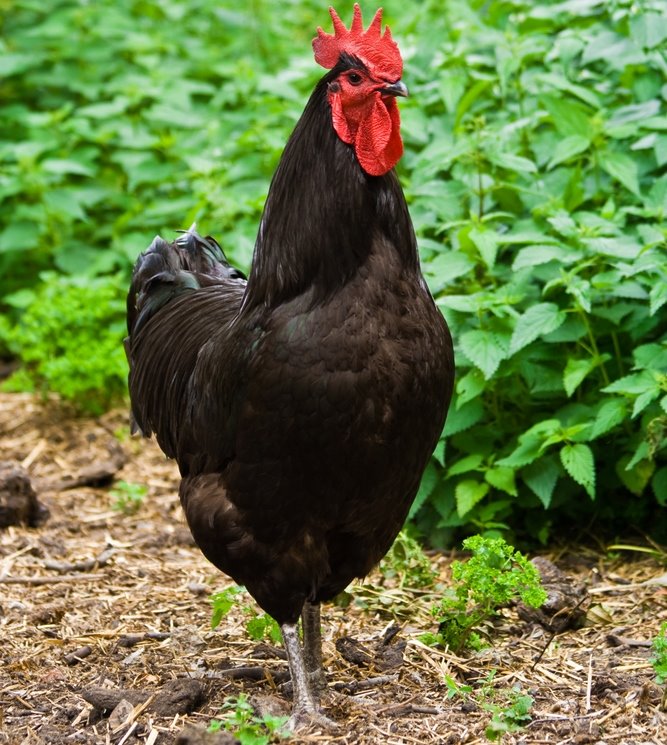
top-left (126, 4), bottom-right (453, 729)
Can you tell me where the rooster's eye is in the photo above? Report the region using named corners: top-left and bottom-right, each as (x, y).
top-left (348, 72), bottom-right (362, 85)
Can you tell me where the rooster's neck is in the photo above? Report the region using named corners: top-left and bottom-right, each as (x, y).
top-left (242, 67), bottom-right (418, 312)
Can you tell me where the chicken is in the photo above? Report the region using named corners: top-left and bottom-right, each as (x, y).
top-left (126, 4), bottom-right (454, 729)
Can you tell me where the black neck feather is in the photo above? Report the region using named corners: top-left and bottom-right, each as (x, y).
top-left (242, 64), bottom-right (418, 311)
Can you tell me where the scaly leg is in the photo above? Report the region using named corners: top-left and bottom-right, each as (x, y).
top-left (301, 600), bottom-right (327, 699)
top-left (281, 620), bottom-right (336, 731)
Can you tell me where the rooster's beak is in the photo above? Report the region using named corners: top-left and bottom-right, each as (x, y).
top-left (381, 80), bottom-right (409, 98)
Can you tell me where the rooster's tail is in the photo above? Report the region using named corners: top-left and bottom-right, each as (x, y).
top-left (126, 224), bottom-right (245, 338)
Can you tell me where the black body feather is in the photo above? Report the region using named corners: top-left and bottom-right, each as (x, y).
top-left (126, 60), bottom-right (454, 623)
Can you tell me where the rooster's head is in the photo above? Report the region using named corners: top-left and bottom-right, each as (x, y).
top-left (313, 3), bottom-right (406, 177)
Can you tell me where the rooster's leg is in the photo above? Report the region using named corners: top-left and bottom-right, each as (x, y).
top-left (281, 621), bottom-right (335, 730)
top-left (301, 600), bottom-right (326, 698)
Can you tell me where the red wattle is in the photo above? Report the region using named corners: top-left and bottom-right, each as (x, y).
top-left (330, 93), bottom-right (403, 177)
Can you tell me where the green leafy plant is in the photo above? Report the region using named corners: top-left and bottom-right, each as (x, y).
top-left (208, 694), bottom-right (289, 745)
top-left (110, 480), bottom-right (147, 515)
top-left (1, 274), bottom-right (128, 414)
top-left (403, 0), bottom-right (667, 544)
top-left (484, 687), bottom-right (534, 741)
top-left (379, 529), bottom-right (438, 589)
top-left (424, 536), bottom-right (546, 652)
top-left (651, 621), bottom-right (667, 685)
top-left (210, 586), bottom-right (281, 644)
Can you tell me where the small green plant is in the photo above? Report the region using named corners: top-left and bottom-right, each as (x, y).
top-left (210, 586), bottom-right (281, 644)
top-left (423, 536), bottom-right (546, 652)
top-left (110, 480), bottom-right (147, 515)
top-left (443, 674), bottom-right (473, 700)
top-left (651, 621), bottom-right (667, 684)
top-left (379, 529), bottom-right (438, 589)
top-left (2, 274), bottom-right (128, 414)
top-left (208, 694), bottom-right (289, 745)
top-left (484, 687), bottom-right (534, 741)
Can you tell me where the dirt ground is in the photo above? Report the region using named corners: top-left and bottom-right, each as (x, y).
top-left (1, 391), bottom-right (666, 745)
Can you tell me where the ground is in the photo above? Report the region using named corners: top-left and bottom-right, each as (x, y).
top-left (1, 391), bottom-right (666, 745)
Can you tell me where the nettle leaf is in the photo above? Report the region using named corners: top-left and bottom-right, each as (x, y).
top-left (652, 467), bottom-right (667, 507)
top-left (509, 303), bottom-right (566, 355)
top-left (630, 13), bottom-right (667, 50)
top-left (650, 283), bottom-right (667, 316)
top-left (560, 443), bottom-right (595, 499)
top-left (598, 150), bottom-right (641, 196)
top-left (497, 438), bottom-right (541, 469)
top-left (589, 398), bottom-right (627, 439)
top-left (456, 368), bottom-right (486, 406)
top-left (455, 479), bottom-right (489, 517)
top-left (522, 457), bottom-right (560, 508)
top-left (448, 453), bottom-right (484, 477)
top-left (410, 460), bottom-right (440, 519)
top-left (617, 453), bottom-right (654, 496)
top-left (469, 227), bottom-right (498, 268)
top-left (444, 399), bottom-right (485, 437)
top-left (541, 95), bottom-right (593, 139)
top-left (512, 244), bottom-right (581, 271)
top-left (547, 134), bottom-right (591, 169)
top-left (459, 329), bottom-right (507, 380)
top-left (485, 466), bottom-right (517, 496)
top-left (603, 371), bottom-right (662, 417)
top-left (488, 151), bottom-right (537, 173)
top-left (563, 357), bottom-right (597, 397)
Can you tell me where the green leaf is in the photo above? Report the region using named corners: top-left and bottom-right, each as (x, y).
top-left (522, 457), bottom-right (560, 508)
top-left (630, 13), bottom-right (667, 49)
top-left (444, 399), bottom-right (485, 437)
top-left (448, 453), bottom-right (484, 477)
top-left (652, 467), bottom-right (667, 507)
top-left (563, 357), bottom-right (597, 397)
top-left (410, 461), bottom-right (439, 519)
top-left (560, 443), bottom-right (595, 499)
top-left (589, 398), bottom-right (627, 439)
top-left (650, 283), bottom-right (667, 316)
top-left (41, 158), bottom-right (95, 177)
top-left (455, 479), bottom-right (489, 517)
top-left (497, 438), bottom-right (542, 469)
top-left (509, 303), bottom-right (566, 355)
top-left (488, 152), bottom-right (537, 173)
top-left (485, 466), bottom-right (517, 497)
top-left (469, 227), bottom-right (498, 268)
top-left (617, 453), bottom-right (654, 496)
top-left (459, 329), bottom-right (506, 380)
top-left (456, 368), bottom-right (486, 406)
top-left (598, 151), bottom-right (641, 196)
top-left (547, 135), bottom-right (591, 169)
top-left (512, 244), bottom-right (582, 271)
top-left (541, 95), bottom-right (593, 138)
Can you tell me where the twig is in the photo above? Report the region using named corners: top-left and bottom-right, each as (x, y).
top-left (43, 547), bottom-right (116, 574)
top-left (586, 653), bottom-right (593, 712)
top-left (332, 675), bottom-right (397, 693)
top-left (532, 594), bottom-right (588, 669)
top-left (0, 573), bottom-right (105, 584)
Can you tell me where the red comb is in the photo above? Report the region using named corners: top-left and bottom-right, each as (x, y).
top-left (312, 4), bottom-right (403, 81)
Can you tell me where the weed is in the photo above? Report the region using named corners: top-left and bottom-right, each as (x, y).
top-left (210, 586), bottom-right (281, 644)
top-left (484, 687), bottom-right (534, 740)
top-left (424, 536), bottom-right (546, 652)
top-left (379, 529), bottom-right (438, 589)
top-left (651, 621), bottom-right (667, 685)
top-left (110, 480), bottom-right (147, 515)
top-left (1, 274), bottom-right (128, 415)
top-left (443, 674), bottom-right (472, 700)
top-left (208, 694), bottom-right (289, 745)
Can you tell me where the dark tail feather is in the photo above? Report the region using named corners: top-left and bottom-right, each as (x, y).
top-left (126, 224), bottom-right (245, 337)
